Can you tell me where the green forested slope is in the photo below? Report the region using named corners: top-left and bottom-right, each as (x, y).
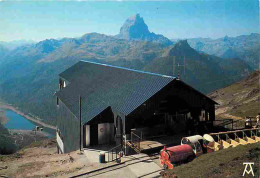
top-left (0, 124), bottom-right (17, 154)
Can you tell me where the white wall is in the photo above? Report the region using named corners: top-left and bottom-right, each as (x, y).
top-left (85, 125), bottom-right (90, 147)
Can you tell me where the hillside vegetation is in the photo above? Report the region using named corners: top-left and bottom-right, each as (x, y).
top-left (0, 110), bottom-right (17, 154)
top-left (0, 124), bottom-right (17, 155)
top-left (144, 40), bottom-right (251, 93)
top-left (209, 71), bottom-right (260, 118)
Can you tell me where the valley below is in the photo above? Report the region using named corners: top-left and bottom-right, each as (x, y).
top-left (0, 103), bottom-right (56, 130)
top-left (0, 103), bottom-right (56, 153)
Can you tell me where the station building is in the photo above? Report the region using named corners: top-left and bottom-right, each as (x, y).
top-left (55, 60), bottom-right (217, 153)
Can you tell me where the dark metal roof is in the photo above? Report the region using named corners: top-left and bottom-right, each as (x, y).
top-left (56, 60), bottom-right (175, 123)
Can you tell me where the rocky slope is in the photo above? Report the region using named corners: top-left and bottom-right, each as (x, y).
top-left (209, 71), bottom-right (260, 118)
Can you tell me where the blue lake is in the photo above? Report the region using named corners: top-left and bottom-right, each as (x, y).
top-left (3, 109), bottom-right (55, 138)
top-left (4, 110), bottom-right (36, 130)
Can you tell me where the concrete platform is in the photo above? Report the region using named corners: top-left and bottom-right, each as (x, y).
top-left (140, 140), bottom-right (165, 151)
top-left (70, 151), bottom-right (162, 177)
top-left (123, 153), bottom-right (162, 178)
top-left (84, 148), bottom-right (101, 163)
top-left (140, 134), bottom-right (184, 153)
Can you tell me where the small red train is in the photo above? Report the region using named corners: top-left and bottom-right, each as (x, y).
top-left (160, 129), bottom-right (260, 169)
top-left (160, 135), bottom-right (207, 169)
top-left (160, 144), bottom-right (194, 169)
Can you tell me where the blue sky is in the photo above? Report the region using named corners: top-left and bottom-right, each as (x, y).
top-left (0, 0), bottom-right (259, 42)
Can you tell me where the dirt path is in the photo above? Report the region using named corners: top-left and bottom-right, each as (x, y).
top-left (221, 113), bottom-right (244, 120)
top-left (0, 103), bottom-right (56, 130)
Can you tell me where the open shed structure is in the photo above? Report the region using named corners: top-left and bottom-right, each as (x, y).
top-left (55, 60), bottom-right (217, 153)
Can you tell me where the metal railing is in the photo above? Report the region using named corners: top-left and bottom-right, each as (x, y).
top-left (214, 119), bottom-right (239, 130)
top-left (106, 144), bottom-right (122, 162)
top-left (214, 118), bottom-right (257, 130)
top-left (130, 130), bottom-right (142, 152)
top-left (233, 119), bottom-right (249, 130)
top-left (214, 119), bottom-right (233, 126)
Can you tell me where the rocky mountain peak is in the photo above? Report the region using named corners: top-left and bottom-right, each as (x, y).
top-left (223, 35), bottom-right (229, 42)
top-left (127, 14), bottom-right (144, 24)
top-left (116, 14), bottom-right (172, 46)
top-left (118, 13), bottom-right (150, 40)
top-left (175, 40), bottom-right (189, 48)
top-left (168, 40), bottom-right (198, 57)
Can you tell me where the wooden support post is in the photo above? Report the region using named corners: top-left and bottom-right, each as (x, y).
top-left (124, 134), bottom-right (126, 156)
top-left (79, 95), bottom-right (82, 151)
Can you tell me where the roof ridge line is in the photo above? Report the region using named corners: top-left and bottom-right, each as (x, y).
top-left (80, 60), bottom-right (176, 79)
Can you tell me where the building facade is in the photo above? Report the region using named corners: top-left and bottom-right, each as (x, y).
top-left (55, 60), bottom-right (217, 153)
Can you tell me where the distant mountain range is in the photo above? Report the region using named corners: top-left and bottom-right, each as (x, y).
top-left (0, 14), bottom-right (257, 126)
top-left (0, 40), bottom-right (35, 50)
top-left (186, 33), bottom-right (260, 70)
top-left (0, 40), bottom-right (35, 59)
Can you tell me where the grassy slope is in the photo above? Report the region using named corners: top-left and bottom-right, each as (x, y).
top-left (163, 143), bottom-right (260, 178)
top-left (209, 71), bottom-right (259, 118)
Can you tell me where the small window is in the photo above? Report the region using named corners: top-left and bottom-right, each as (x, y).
top-left (200, 110), bottom-right (205, 122)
